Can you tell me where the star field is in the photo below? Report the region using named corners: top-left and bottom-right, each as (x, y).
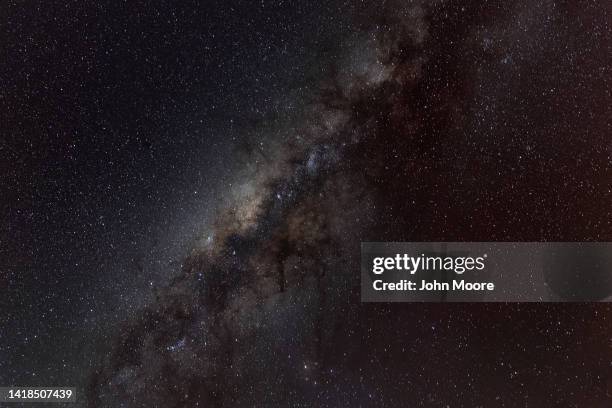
top-left (2, 0), bottom-right (612, 407)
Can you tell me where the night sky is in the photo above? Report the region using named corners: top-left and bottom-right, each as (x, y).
top-left (2, 0), bottom-right (612, 406)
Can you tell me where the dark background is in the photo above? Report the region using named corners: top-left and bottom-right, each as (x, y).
top-left (1, 0), bottom-right (611, 406)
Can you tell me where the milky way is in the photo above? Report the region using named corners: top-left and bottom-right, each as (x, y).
top-left (2, 0), bottom-right (611, 406)
top-left (80, 1), bottom-right (612, 406)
